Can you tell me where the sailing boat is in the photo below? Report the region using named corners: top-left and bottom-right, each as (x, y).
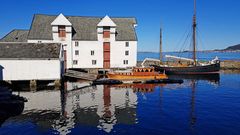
top-left (153, 0), bottom-right (220, 74)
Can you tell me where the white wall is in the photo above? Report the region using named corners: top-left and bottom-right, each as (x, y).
top-left (0, 60), bottom-right (61, 80)
top-left (111, 41), bottom-right (137, 68)
top-left (71, 40), bottom-right (137, 68)
top-left (72, 41), bottom-right (103, 68)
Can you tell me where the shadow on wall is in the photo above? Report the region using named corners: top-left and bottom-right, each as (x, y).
top-left (0, 65), bottom-right (3, 80)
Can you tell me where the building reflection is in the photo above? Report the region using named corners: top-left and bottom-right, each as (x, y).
top-left (52, 82), bottom-right (139, 134)
top-left (7, 74), bottom-right (220, 134)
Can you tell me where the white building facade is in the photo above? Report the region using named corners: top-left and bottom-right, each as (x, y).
top-left (0, 43), bottom-right (63, 81)
top-left (25, 14), bottom-right (138, 69)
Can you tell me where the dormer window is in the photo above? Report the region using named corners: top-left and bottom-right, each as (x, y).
top-left (103, 26), bottom-right (110, 30)
top-left (103, 26), bottom-right (110, 38)
top-left (58, 26), bottom-right (66, 38)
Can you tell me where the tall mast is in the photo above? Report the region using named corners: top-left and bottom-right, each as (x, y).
top-left (160, 26), bottom-right (163, 63)
top-left (193, 0), bottom-right (197, 65)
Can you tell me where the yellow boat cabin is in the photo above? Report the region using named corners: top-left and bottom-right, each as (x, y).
top-left (107, 67), bottom-right (168, 81)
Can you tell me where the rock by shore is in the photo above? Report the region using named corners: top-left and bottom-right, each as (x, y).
top-left (220, 60), bottom-right (240, 70)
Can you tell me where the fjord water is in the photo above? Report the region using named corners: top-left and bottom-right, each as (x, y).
top-left (0, 73), bottom-right (240, 135)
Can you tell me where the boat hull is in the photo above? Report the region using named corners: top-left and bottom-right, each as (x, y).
top-left (153, 62), bottom-right (220, 75)
top-left (107, 73), bottom-right (168, 81)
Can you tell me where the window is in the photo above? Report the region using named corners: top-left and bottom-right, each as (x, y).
top-left (58, 26), bottom-right (66, 37)
top-left (125, 51), bottom-right (129, 56)
top-left (92, 60), bottom-right (97, 65)
top-left (38, 41), bottom-right (42, 43)
top-left (125, 42), bottom-right (129, 47)
top-left (103, 31), bottom-right (110, 38)
top-left (91, 50), bottom-right (95, 56)
top-left (75, 50), bottom-right (79, 55)
top-left (103, 26), bottom-right (110, 38)
top-left (123, 60), bottom-right (128, 65)
top-left (75, 41), bottom-right (79, 47)
top-left (103, 26), bottom-right (110, 30)
top-left (73, 60), bottom-right (78, 65)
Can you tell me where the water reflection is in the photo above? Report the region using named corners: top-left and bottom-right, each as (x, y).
top-left (0, 74), bottom-right (223, 134)
top-left (190, 80), bottom-right (197, 130)
top-left (0, 82), bottom-right (26, 127)
top-left (168, 74), bottom-right (220, 85)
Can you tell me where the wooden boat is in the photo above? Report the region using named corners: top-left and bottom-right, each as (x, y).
top-left (107, 67), bottom-right (168, 81)
top-left (152, 59), bottom-right (220, 74)
top-left (152, 0), bottom-right (220, 74)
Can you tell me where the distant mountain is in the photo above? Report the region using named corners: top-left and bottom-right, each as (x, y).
top-left (224, 44), bottom-right (240, 51)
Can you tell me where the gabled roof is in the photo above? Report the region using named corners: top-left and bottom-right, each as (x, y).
top-left (0, 43), bottom-right (61, 59)
top-left (97, 15), bottom-right (116, 27)
top-left (51, 13), bottom-right (72, 26)
top-left (28, 14), bottom-right (137, 41)
top-left (0, 30), bottom-right (29, 42)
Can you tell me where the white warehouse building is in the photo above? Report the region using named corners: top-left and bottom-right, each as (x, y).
top-left (0, 43), bottom-right (63, 81)
top-left (1, 13), bottom-right (138, 69)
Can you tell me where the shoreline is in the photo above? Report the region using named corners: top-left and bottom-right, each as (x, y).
top-left (137, 60), bottom-right (240, 70)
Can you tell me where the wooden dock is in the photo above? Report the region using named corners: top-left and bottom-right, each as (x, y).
top-left (64, 70), bottom-right (97, 81)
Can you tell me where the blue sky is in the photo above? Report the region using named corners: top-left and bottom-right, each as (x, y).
top-left (0, 0), bottom-right (239, 52)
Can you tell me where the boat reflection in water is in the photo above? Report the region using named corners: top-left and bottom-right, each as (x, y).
top-left (168, 73), bottom-right (220, 85)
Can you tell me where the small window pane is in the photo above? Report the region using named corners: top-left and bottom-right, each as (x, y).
top-left (123, 60), bottom-right (129, 65)
top-left (125, 51), bottom-right (129, 56)
top-left (75, 50), bottom-right (79, 55)
top-left (73, 60), bottom-right (78, 65)
top-left (125, 42), bottom-right (129, 47)
top-left (91, 50), bottom-right (95, 56)
top-left (92, 60), bottom-right (97, 65)
top-left (75, 41), bottom-right (79, 47)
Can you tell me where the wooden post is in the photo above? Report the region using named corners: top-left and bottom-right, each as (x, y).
top-left (30, 80), bottom-right (37, 91)
top-left (6, 80), bottom-right (12, 84)
top-left (54, 79), bottom-right (61, 89)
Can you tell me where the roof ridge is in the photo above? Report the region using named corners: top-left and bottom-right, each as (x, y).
top-left (12, 29), bottom-right (29, 31)
top-left (33, 13), bottom-right (136, 19)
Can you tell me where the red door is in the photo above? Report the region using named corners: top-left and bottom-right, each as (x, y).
top-left (103, 42), bottom-right (110, 69)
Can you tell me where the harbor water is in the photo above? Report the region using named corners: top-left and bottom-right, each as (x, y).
top-left (0, 72), bottom-right (240, 135)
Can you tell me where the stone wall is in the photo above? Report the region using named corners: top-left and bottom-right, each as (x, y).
top-left (220, 60), bottom-right (240, 70)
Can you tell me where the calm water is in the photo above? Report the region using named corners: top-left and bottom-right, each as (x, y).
top-left (0, 72), bottom-right (240, 135)
top-left (138, 51), bottom-right (240, 61)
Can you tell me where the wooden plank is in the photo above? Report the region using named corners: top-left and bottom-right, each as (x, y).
top-left (64, 70), bottom-right (97, 81)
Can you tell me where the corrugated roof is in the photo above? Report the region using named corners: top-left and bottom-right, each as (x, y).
top-left (0, 30), bottom-right (29, 42)
top-left (28, 14), bottom-right (137, 41)
top-left (0, 43), bottom-right (61, 59)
